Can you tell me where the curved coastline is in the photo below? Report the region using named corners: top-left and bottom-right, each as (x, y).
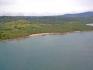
top-left (1, 31), bottom-right (93, 41)
top-left (29, 31), bottom-right (80, 37)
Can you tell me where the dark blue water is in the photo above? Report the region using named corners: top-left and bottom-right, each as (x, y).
top-left (0, 32), bottom-right (93, 70)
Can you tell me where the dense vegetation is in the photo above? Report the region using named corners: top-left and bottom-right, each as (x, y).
top-left (1, 12), bottom-right (93, 40)
top-left (0, 19), bottom-right (93, 40)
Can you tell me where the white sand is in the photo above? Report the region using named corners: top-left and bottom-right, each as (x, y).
top-left (86, 24), bottom-right (93, 26)
top-left (29, 31), bottom-right (81, 37)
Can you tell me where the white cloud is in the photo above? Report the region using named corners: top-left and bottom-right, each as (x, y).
top-left (0, 0), bottom-right (93, 16)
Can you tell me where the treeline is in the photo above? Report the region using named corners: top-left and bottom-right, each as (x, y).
top-left (0, 15), bottom-right (93, 24)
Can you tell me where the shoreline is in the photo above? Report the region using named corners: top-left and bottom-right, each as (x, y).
top-left (28, 31), bottom-right (82, 37)
top-left (1, 31), bottom-right (93, 41)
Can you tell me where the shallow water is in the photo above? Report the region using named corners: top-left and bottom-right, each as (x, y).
top-left (0, 32), bottom-right (93, 70)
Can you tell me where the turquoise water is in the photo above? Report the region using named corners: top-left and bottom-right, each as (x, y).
top-left (0, 32), bottom-right (93, 70)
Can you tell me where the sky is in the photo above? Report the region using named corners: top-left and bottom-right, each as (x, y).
top-left (0, 0), bottom-right (93, 16)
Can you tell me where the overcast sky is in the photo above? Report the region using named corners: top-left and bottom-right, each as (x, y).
top-left (0, 0), bottom-right (93, 16)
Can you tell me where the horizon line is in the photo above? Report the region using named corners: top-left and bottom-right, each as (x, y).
top-left (0, 11), bottom-right (93, 16)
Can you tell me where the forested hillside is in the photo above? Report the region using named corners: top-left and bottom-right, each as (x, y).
top-left (0, 12), bottom-right (93, 40)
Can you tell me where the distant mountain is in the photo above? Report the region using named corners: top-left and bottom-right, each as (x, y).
top-left (0, 11), bottom-right (93, 24)
top-left (63, 12), bottom-right (93, 17)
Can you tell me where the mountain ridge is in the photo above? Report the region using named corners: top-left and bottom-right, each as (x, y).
top-left (63, 11), bottom-right (93, 17)
top-left (0, 11), bottom-right (93, 17)
top-left (0, 11), bottom-right (93, 24)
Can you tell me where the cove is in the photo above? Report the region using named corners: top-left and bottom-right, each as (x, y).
top-left (0, 32), bottom-right (93, 70)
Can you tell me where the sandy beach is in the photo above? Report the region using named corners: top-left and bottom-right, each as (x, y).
top-left (29, 31), bottom-right (81, 37)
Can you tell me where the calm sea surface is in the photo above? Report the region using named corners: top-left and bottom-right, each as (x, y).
top-left (0, 32), bottom-right (93, 70)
